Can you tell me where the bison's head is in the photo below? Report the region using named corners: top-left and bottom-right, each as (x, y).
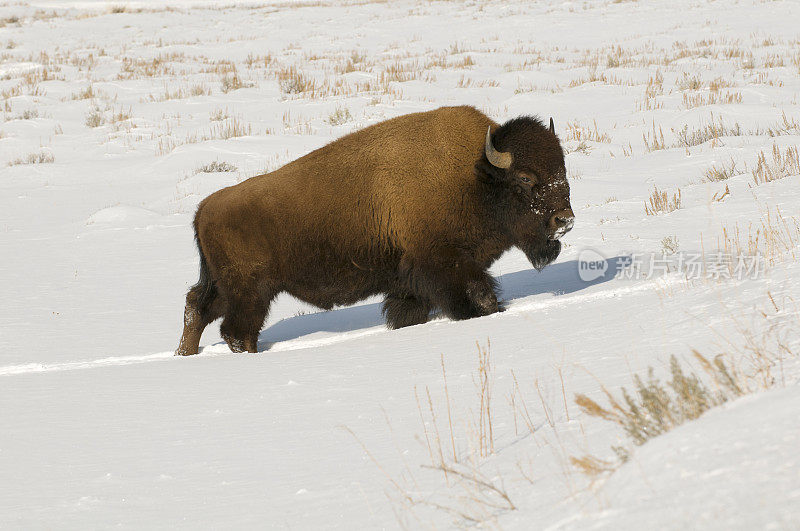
top-left (477, 116), bottom-right (574, 271)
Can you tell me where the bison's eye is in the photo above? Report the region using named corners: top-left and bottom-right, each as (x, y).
top-left (518, 172), bottom-right (536, 185)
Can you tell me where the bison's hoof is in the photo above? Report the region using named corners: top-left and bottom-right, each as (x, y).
top-left (174, 339), bottom-right (199, 356)
top-left (466, 283), bottom-right (499, 315)
top-left (223, 335), bottom-right (247, 353)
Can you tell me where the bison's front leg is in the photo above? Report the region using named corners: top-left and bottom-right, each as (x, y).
top-left (443, 273), bottom-right (499, 320)
top-left (405, 251), bottom-right (500, 322)
top-left (383, 292), bottom-right (432, 329)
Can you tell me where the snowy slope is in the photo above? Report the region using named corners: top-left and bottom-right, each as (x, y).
top-left (2, 0), bottom-right (800, 528)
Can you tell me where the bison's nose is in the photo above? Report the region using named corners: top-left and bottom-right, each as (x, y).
top-left (548, 208), bottom-right (575, 239)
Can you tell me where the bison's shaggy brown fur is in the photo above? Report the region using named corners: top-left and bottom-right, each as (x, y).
top-left (177, 105), bottom-right (573, 355)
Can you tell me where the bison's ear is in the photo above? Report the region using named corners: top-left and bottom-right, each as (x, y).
top-left (549, 117), bottom-right (555, 134)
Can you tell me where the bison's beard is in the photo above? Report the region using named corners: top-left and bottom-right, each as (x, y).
top-left (521, 238), bottom-right (562, 271)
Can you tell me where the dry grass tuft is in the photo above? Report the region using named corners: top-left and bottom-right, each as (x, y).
top-left (474, 340), bottom-right (494, 458)
top-left (277, 66), bottom-right (316, 95)
top-left (566, 141), bottom-right (592, 155)
top-left (752, 145), bottom-right (800, 185)
top-left (85, 109), bottom-right (104, 128)
top-left (645, 185), bottom-right (682, 215)
top-left (674, 114), bottom-right (743, 148)
top-left (575, 355), bottom-right (732, 448)
top-left (155, 136), bottom-right (178, 157)
top-left (71, 85), bottom-right (95, 100)
top-left (209, 107), bottom-right (229, 121)
top-left (682, 90), bottom-right (742, 109)
top-left (704, 158), bottom-right (743, 182)
top-left (221, 72), bottom-right (254, 93)
top-left (565, 120), bottom-right (611, 143)
top-left (661, 235), bottom-right (679, 254)
top-left (676, 72), bottom-right (703, 90)
top-left (569, 454), bottom-right (616, 478)
top-left (85, 106), bottom-right (131, 128)
top-left (326, 105), bottom-right (352, 126)
top-left (195, 160), bottom-right (237, 173)
top-left (719, 205), bottom-right (800, 268)
top-left (117, 56), bottom-right (174, 80)
top-left (574, 292), bottom-right (799, 479)
top-left (208, 117), bottom-right (252, 140)
top-left (366, 342), bottom-right (516, 527)
top-left (8, 150), bottom-right (55, 166)
top-left (643, 121), bottom-right (666, 151)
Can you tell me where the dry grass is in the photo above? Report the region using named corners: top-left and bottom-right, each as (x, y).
top-left (751, 145), bottom-right (800, 185)
top-left (575, 354), bottom-right (734, 450)
top-left (10, 109), bottom-right (39, 121)
top-left (326, 105), bottom-right (352, 126)
top-left (566, 141), bottom-right (592, 155)
top-left (379, 61), bottom-right (422, 84)
top-left (661, 235), bottom-right (679, 254)
top-left (282, 111), bottom-right (314, 135)
top-left (676, 72), bottom-right (703, 90)
top-left (565, 120), bottom-right (611, 143)
top-left (704, 158), bottom-right (743, 182)
top-left (642, 121), bottom-right (666, 152)
top-left (85, 109), bottom-right (104, 128)
top-left (277, 66), bottom-right (316, 95)
top-left (644, 185), bottom-right (682, 215)
top-left (147, 83), bottom-right (212, 101)
top-left (682, 90), bottom-right (742, 109)
top-left (85, 106), bottom-right (131, 128)
top-left (209, 107), bottom-right (229, 121)
top-left (8, 150), bottom-right (55, 166)
top-left (368, 343), bottom-right (516, 527)
top-left (208, 116), bottom-right (252, 140)
top-left (117, 56), bottom-right (174, 80)
top-left (195, 160), bottom-right (237, 173)
top-left (573, 293), bottom-right (799, 478)
top-left (155, 136), bottom-right (178, 156)
top-left (763, 112), bottom-right (800, 137)
top-left (708, 76), bottom-right (734, 91)
top-left (70, 85), bottom-right (95, 100)
top-left (220, 72), bottom-right (254, 93)
top-left (674, 114), bottom-right (743, 148)
top-left (474, 341), bottom-right (494, 458)
top-left (718, 205), bottom-right (800, 269)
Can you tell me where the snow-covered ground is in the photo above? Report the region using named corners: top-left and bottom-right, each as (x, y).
top-left (2, 0), bottom-right (800, 528)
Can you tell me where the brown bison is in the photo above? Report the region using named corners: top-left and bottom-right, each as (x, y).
top-left (176, 105), bottom-right (574, 355)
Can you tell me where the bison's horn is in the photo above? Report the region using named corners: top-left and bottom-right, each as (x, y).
top-left (485, 127), bottom-right (512, 169)
top-left (549, 117), bottom-right (555, 134)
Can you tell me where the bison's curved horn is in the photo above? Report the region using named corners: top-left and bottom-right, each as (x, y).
top-left (549, 117), bottom-right (555, 134)
top-left (485, 127), bottom-right (512, 169)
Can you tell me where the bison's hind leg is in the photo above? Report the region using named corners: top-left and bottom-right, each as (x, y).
top-left (219, 286), bottom-right (276, 353)
top-left (176, 283), bottom-right (226, 356)
top-left (383, 293), bottom-right (431, 329)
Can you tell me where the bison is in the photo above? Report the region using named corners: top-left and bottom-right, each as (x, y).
top-left (176, 105), bottom-right (574, 355)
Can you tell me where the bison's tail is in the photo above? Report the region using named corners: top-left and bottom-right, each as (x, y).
top-left (191, 217), bottom-right (217, 311)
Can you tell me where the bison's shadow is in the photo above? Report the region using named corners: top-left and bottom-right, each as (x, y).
top-left (256, 256), bottom-right (623, 348)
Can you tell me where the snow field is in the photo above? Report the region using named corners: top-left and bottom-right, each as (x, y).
top-left (2, 0), bottom-right (800, 528)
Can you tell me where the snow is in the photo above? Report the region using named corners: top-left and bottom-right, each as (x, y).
top-left (2, 0), bottom-right (800, 528)
top-left (556, 385), bottom-right (800, 530)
